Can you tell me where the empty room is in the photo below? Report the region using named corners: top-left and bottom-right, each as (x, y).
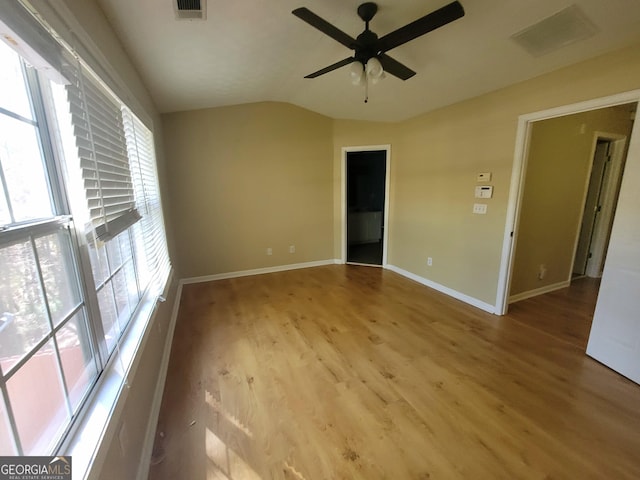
top-left (0, 1), bottom-right (639, 479)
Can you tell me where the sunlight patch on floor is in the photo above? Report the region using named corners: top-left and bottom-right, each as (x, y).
top-left (205, 427), bottom-right (261, 480)
top-left (206, 389), bottom-right (254, 438)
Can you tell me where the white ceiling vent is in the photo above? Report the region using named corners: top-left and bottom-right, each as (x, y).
top-left (511, 5), bottom-right (598, 57)
top-left (175, 0), bottom-right (206, 20)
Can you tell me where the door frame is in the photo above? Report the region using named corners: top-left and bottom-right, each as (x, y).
top-left (495, 90), bottom-right (640, 315)
top-left (341, 145), bottom-right (391, 265)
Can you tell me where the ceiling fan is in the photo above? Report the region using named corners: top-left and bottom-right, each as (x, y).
top-left (292, 1), bottom-right (465, 81)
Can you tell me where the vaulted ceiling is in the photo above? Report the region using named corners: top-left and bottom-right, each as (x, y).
top-left (97, 0), bottom-right (640, 121)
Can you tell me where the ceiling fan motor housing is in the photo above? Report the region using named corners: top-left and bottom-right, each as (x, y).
top-left (355, 30), bottom-right (380, 64)
top-left (355, 3), bottom-right (380, 64)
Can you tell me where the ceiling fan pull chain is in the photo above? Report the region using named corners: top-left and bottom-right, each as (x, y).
top-left (364, 76), bottom-right (369, 103)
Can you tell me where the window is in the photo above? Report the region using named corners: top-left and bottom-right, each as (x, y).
top-left (0, 12), bottom-right (170, 457)
top-left (0, 39), bottom-right (97, 455)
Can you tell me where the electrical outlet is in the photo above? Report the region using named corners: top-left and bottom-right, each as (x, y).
top-left (538, 264), bottom-right (547, 280)
top-left (473, 203), bottom-right (488, 214)
top-left (289, 245), bottom-right (295, 254)
top-left (266, 248), bottom-right (272, 256)
top-left (427, 257), bottom-right (433, 266)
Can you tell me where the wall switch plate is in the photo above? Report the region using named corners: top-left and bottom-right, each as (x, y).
top-left (289, 245), bottom-right (295, 253)
top-left (427, 257), bottom-right (433, 266)
top-left (477, 172), bottom-right (492, 182)
top-left (267, 248), bottom-right (272, 255)
top-left (473, 203), bottom-right (488, 214)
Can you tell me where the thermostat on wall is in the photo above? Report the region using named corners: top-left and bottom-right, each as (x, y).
top-left (475, 185), bottom-right (493, 199)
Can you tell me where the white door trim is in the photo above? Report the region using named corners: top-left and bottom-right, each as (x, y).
top-left (495, 90), bottom-right (640, 315)
top-left (341, 145), bottom-right (391, 266)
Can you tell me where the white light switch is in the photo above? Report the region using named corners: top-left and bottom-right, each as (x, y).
top-left (473, 203), bottom-right (488, 214)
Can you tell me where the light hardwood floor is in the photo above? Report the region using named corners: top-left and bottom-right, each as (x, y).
top-left (506, 276), bottom-right (600, 350)
top-left (149, 266), bottom-right (640, 480)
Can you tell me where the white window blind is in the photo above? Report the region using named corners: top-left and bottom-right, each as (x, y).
top-left (66, 62), bottom-right (140, 242)
top-left (123, 108), bottom-right (171, 293)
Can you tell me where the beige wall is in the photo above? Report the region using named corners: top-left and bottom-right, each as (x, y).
top-left (163, 102), bottom-right (334, 278)
top-left (330, 43), bottom-right (640, 306)
top-left (511, 105), bottom-right (634, 296)
top-left (332, 103), bottom-right (514, 305)
top-left (163, 43), bottom-right (640, 305)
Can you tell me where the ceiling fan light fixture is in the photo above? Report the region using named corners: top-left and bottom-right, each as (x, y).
top-left (365, 57), bottom-right (385, 83)
top-left (350, 61), bottom-right (365, 85)
top-left (370, 71), bottom-right (385, 85)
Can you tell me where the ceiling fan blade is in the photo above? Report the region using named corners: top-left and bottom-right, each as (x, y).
top-left (304, 57), bottom-right (356, 78)
top-left (377, 1), bottom-right (465, 53)
top-left (377, 54), bottom-right (416, 80)
top-left (292, 8), bottom-right (359, 50)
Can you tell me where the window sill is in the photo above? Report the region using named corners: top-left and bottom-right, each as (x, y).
top-left (60, 269), bottom-right (173, 480)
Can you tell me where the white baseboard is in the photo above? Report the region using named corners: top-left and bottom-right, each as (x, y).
top-left (508, 280), bottom-right (571, 303)
top-left (136, 280), bottom-right (184, 480)
top-left (180, 259), bottom-right (340, 285)
top-left (385, 264), bottom-right (496, 314)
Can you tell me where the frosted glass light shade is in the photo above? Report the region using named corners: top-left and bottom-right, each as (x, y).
top-left (366, 57), bottom-right (384, 83)
top-left (350, 61), bottom-right (365, 85)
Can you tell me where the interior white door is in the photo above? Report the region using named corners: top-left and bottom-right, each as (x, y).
top-left (586, 112), bottom-right (640, 384)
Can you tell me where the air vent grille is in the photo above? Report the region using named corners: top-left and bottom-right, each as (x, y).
top-left (511, 5), bottom-right (598, 57)
top-left (175, 0), bottom-right (206, 20)
top-left (177, 0), bottom-right (200, 10)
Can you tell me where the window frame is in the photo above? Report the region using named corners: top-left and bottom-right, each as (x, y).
top-left (0, 58), bottom-right (103, 456)
top-left (0, 27), bottom-right (172, 464)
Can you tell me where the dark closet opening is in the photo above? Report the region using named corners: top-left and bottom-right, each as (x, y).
top-left (346, 150), bottom-right (386, 265)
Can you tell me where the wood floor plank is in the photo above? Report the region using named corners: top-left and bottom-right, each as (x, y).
top-left (149, 266), bottom-right (640, 480)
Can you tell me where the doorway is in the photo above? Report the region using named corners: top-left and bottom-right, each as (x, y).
top-left (342, 146), bottom-right (390, 266)
top-left (495, 94), bottom-right (640, 383)
top-left (496, 96), bottom-right (638, 314)
top-left (507, 106), bottom-right (634, 305)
